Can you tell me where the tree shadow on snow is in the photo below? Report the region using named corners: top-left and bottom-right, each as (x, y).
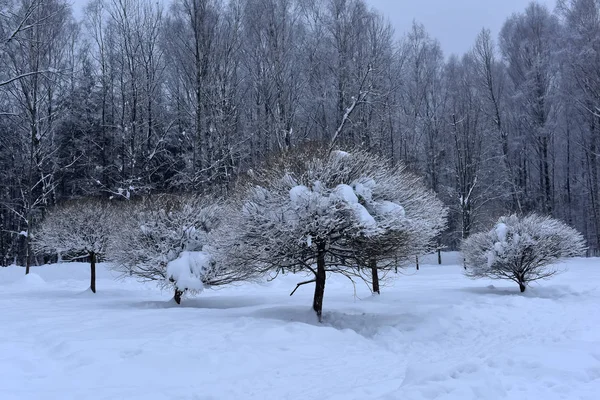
top-left (127, 295), bottom-right (270, 310)
top-left (249, 305), bottom-right (424, 338)
top-left (459, 284), bottom-right (590, 299)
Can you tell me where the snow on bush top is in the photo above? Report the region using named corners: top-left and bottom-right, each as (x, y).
top-left (33, 199), bottom-right (114, 260)
top-left (289, 182), bottom-right (379, 234)
top-left (166, 251), bottom-right (212, 292)
top-left (495, 222), bottom-right (508, 242)
top-left (482, 215), bottom-right (585, 270)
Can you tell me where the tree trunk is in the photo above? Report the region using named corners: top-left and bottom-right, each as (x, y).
top-left (174, 288), bottom-right (184, 305)
top-left (437, 247), bottom-right (442, 265)
top-left (313, 243), bottom-right (326, 322)
top-left (519, 281), bottom-right (526, 293)
top-left (415, 255), bottom-right (419, 271)
top-left (90, 251), bottom-right (96, 293)
top-left (370, 258), bottom-right (380, 294)
top-left (25, 235), bottom-right (31, 275)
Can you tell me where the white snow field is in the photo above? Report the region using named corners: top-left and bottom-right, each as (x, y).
top-left (1, 253), bottom-right (599, 400)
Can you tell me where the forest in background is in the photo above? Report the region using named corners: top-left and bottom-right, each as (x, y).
top-left (1, 0), bottom-right (599, 266)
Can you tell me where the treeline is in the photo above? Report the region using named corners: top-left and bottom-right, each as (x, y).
top-left (1, 0), bottom-right (598, 266)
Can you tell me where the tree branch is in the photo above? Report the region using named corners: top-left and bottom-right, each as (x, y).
top-left (289, 279), bottom-right (316, 296)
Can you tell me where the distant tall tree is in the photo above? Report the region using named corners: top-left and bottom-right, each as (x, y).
top-left (500, 3), bottom-right (560, 215)
top-left (396, 22), bottom-right (445, 188)
top-left (104, 0), bottom-right (169, 196)
top-left (241, 0), bottom-right (303, 154)
top-left (557, 0), bottom-right (600, 250)
top-left (164, 0), bottom-right (221, 189)
top-left (471, 28), bottom-right (517, 212)
top-left (444, 54), bottom-right (486, 241)
top-left (0, 0), bottom-right (76, 273)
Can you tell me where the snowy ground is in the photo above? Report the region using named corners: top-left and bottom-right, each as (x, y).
top-left (1, 253), bottom-right (599, 400)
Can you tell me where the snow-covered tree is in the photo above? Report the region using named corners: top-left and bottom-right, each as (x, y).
top-left (223, 147), bottom-right (446, 320)
top-left (347, 168), bottom-right (447, 294)
top-left (462, 214), bottom-right (586, 292)
top-left (109, 194), bottom-right (252, 303)
top-left (32, 199), bottom-right (115, 293)
top-left (109, 194), bottom-right (213, 301)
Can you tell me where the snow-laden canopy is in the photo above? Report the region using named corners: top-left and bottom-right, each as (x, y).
top-left (224, 147), bottom-right (447, 275)
top-left (463, 214), bottom-right (586, 291)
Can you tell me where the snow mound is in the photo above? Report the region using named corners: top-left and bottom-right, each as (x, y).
top-left (352, 203), bottom-right (377, 229)
top-left (330, 150), bottom-right (350, 159)
top-left (166, 251), bottom-right (210, 292)
top-left (289, 185), bottom-right (310, 204)
top-left (12, 273), bottom-right (46, 288)
top-left (334, 184), bottom-right (359, 204)
top-left (495, 222), bottom-right (508, 241)
top-left (352, 179), bottom-right (376, 202)
top-left (373, 200), bottom-right (405, 218)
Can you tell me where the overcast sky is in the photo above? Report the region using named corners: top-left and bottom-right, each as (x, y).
top-left (71, 0), bottom-right (557, 56)
top-left (365, 0), bottom-right (556, 56)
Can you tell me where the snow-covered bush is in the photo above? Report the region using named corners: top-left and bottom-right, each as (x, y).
top-left (223, 147), bottom-right (447, 319)
top-left (345, 162), bottom-right (447, 293)
top-left (109, 194), bottom-right (253, 303)
top-left (32, 199), bottom-right (115, 293)
top-left (109, 194), bottom-right (216, 284)
top-left (462, 214), bottom-right (586, 292)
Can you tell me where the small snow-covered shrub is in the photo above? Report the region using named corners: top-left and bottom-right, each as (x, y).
top-left (109, 194), bottom-right (216, 284)
top-left (462, 214), bottom-right (586, 292)
top-left (109, 194), bottom-right (257, 303)
top-left (33, 199), bottom-right (115, 293)
top-left (109, 195), bottom-right (212, 300)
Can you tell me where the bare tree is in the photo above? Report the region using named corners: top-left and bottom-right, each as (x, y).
top-left (500, 3), bottom-right (560, 215)
top-left (472, 29), bottom-right (518, 211)
top-left (443, 52), bottom-right (504, 244)
top-left (0, 0), bottom-right (75, 273)
top-left (556, 0), bottom-right (600, 251)
top-left (164, 0), bottom-right (227, 189)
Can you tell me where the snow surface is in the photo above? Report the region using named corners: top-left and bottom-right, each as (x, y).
top-left (1, 255), bottom-right (599, 400)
